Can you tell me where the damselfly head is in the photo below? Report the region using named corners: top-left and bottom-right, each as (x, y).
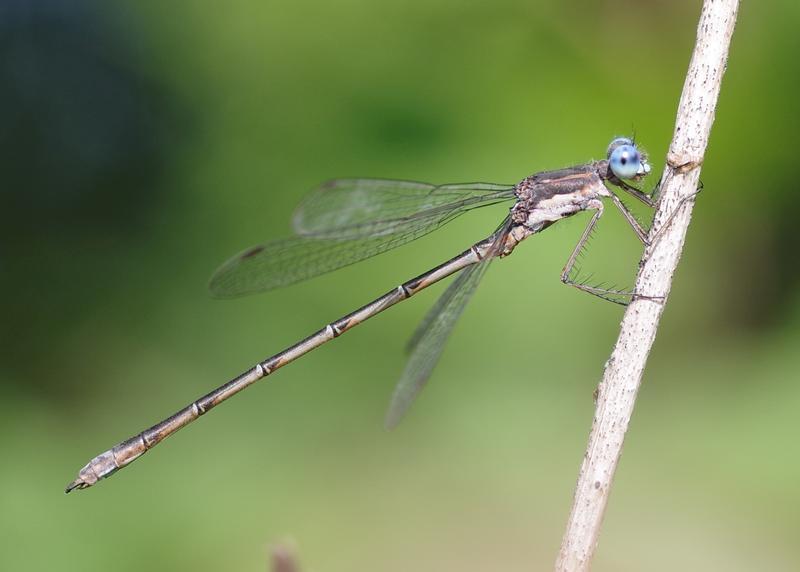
top-left (607, 137), bottom-right (651, 180)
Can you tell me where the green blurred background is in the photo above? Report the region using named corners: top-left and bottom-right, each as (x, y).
top-left (2, 1), bottom-right (798, 570)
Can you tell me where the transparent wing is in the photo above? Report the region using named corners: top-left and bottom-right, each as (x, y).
top-left (384, 242), bottom-right (501, 429)
top-left (209, 234), bottom-right (419, 298)
top-left (384, 259), bottom-right (493, 428)
top-left (293, 178), bottom-right (514, 238)
top-left (210, 184), bottom-right (514, 298)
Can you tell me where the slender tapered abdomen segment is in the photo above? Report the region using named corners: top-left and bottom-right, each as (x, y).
top-left (66, 240), bottom-right (492, 492)
top-left (65, 365), bottom-right (266, 492)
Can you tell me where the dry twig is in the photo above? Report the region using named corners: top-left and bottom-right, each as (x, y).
top-left (555, 1), bottom-right (740, 570)
top-left (270, 543), bottom-right (301, 572)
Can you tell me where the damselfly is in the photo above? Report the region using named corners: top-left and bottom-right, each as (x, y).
top-left (67, 137), bottom-right (659, 492)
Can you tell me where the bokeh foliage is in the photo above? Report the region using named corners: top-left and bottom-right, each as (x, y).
top-left (2, 1), bottom-right (799, 570)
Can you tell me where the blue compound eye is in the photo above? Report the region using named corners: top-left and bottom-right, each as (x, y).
top-left (608, 143), bottom-right (647, 179)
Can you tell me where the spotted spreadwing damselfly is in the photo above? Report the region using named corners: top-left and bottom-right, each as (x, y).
top-left (67, 137), bottom-right (675, 492)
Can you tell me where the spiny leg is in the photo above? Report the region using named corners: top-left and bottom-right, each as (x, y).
top-left (616, 178), bottom-right (657, 208)
top-left (615, 176), bottom-right (704, 247)
top-left (559, 204), bottom-right (636, 305)
top-left (644, 181), bottom-right (704, 247)
top-left (608, 192), bottom-right (650, 244)
top-left (560, 202), bottom-right (673, 305)
top-left (562, 176), bottom-right (703, 305)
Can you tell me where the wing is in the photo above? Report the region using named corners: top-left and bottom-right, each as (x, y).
top-left (211, 208), bottom-right (472, 298)
top-left (292, 178), bottom-right (515, 238)
top-left (384, 221), bottom-right (511, 428)
top-left (384, 256), bottom-right (494, 428)
top-left (211, 181), bottom-right (515, 298)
